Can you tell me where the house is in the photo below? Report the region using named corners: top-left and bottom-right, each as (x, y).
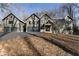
top-left (1, 12), bottom-right (73, 34)
top-left (64, 16), bottom-right (73, 34)
top-left (24, 13), bottom-right (73, 34)
top-left (40, 14), bottom-right (57, 33)
top-left (24, 13), bottom-right (40, 32)
top-left (0, 21), bottom-right (4, 32)
top-left (2, 13), bottom-right (25, 32)
top-left (40, 14), bottom-right (73, 34)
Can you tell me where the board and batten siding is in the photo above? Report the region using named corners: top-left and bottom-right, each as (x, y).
top-left (2, 13), bottom-right (25, 32)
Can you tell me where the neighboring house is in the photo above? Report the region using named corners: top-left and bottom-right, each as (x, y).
top-left (24, 13), bottom-right (40, 32)
top-left (0, 21), bottom-right (4, 32)
top-left (24, 13), bottom-right (73, 34)
top-left (40, 14), bottom-right (57, 33)
top-left (64, 16), bottom-right (73, 34)
top-left (2, 13), bottom-right (25, 32)
top-left (40, 14), bottom-right (73, 34)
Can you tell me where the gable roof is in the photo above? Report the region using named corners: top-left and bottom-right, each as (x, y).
top-left (41, 20), bottom-right (55, 29)
top-left (2, 13), bottom-right (25, 24)
top-left (40, 14), bottom-right (56, 24)
top-left (41, 14), bottom-right (69, 29)
top-left (25, 13), bottom-right (40, 21)
top-left (66, 16), bottom-right (73, 21)
top-left (40, 14), bottom-right (52, 20)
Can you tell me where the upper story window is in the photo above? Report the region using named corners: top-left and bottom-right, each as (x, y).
top-left (11, 16), bottom-right (12, 18)
top-left (44, 16), bottom-right (48, 20)
top-left (29, 21), bottom-right (31, 25)
top-left (9, 21), bottom-right (13, 24)
top-left (44, 17), bottom-right (47, 20)
top-left (37, 20), bottom-right (39, 24)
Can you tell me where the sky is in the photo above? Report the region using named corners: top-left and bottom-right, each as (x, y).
top-left (0, 3), bottom-right (79, 26)
top-left (0, 3), bottom-right (62, 20)
top-left (18, 3), bottom-right (62, 14)
top-left (12, 3), bottom-right (62, 14)
top-left (0, 3), bottom-right (63, 21)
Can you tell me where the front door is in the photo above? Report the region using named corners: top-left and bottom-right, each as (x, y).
top-left (23, 24), bottom-right (26, 32)
top-left (45, 25), bottom-right (51, 32)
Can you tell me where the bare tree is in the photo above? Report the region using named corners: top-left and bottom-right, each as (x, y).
top-left (61, 3), bottom-right (79, 21)
top-left (60, 3), bottom-right (79, 34)
top-left (0, 3), bottom-right (11, 12)
top-left (35, 9), bottom-right (58, 19)
top-left (60, 4), bottom-right (79, 26)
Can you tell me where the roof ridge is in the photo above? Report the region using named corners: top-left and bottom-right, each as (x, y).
top-left (2, 12), bottom-right (25, 24)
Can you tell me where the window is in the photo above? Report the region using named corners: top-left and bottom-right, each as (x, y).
top-left (29, 21), bottom-right (31, 24)
top-left (44, 17), bottom-right (46, 20)
top-left (9, 21), bottom-right (13, 24)
top-left (44, 16), bottom-right (48, 20)
top-left (66, 27), bottom-right (71, 30)
top-left (45, 25), bottom-right (50, 31)
top-left (11, 16), bottom-right (12, 18)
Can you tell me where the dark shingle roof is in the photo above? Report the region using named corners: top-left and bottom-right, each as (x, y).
top-left (25, 13), bottom-right (40, 21)
top-left (2, 13), bottom-right (25, 24)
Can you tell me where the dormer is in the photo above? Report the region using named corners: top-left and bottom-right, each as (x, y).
top-left (65, 16), bottom-right (73, 22)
